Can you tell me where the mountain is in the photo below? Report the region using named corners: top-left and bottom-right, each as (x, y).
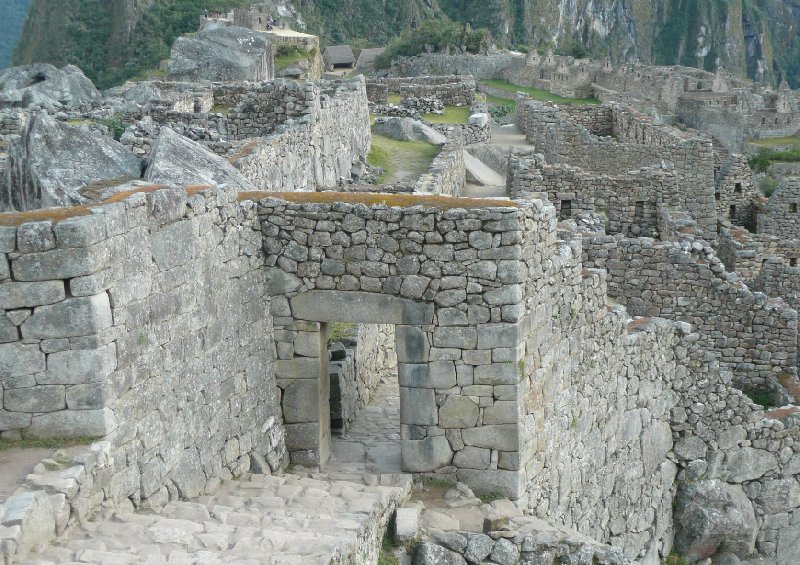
top-left (9, 0), bottom-right (800, 88)
top-left (0, 0), bottom-right (32, 69)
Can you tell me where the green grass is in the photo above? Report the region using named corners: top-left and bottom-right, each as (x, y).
top-left (749, 144), bottom-right (800, 172)
top-left (328, 322), bottom-right (356, 345)
top-left (0, 436), bottom-right (97, 451)
top-left (749, 136), bottom-right (800, 147)
top-left (275, 45), bottom-right (314, 71)
top-left (387, 94), bottom-right (402, 105)
top-left (478, 492), bottom-right (507, 503)
top-left (743, 388), bottom-right (775, 409)
top-left (367, 135), bottom-right (441, 184)
top-left (481, 79), bottom-right (599, 105)
top-left (664, 551), bottom-right (690, 565)
top-left (420, 476), bottom-right (456, 489)
top-left (424, 105), bottom-right (471, 124)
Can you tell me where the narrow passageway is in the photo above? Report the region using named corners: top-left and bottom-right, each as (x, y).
top-left (462, 123), bottom-right (531, 198)
top-left (329, 372), bottom-right (402, 477)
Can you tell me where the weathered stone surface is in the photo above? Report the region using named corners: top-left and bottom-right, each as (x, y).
top-left (0, 342), bottom-right (45, 378)
top-left (453, 446), bottom-right (490, 469)
top-left (0, 64), bottom-right (100, 110)
top-left (282, 380), bottom-right (319, 424)
top-left (170, 449), bottom-right (206, 499)
top-left (167, 26), bottom-right (274, 82)
top-left (723, 447), bottom-right (777, 483)
top-left (463, 533), bottom-right (494, 563)
top-left (1, 113), bottom-right (141, 211)
top-left (0, 281), bottom-right (64, 309)
top-left (755, 478), bottom-right (800, 515)
top-left (373, 117), bottom-right (447, 146)
top-left (144, 128), bottom-right (255, 193)
top-left (456, 469), bottom-right (523, 500)
top-left (674, 480), bottom-right (757, 561)
top-left (37, 346), bottom-right (116, 385)
top-left (461, 425), bottom-right (518, 451)
top-left (400, 387), bottom-right (437, 426)
top-left (0, 491), bottom-right (55, 554)
top-left (414, 542), bottom-right (466, 565)
top-left (490, 538), bottom-right (520, 565)
top-left (395, 508), bottom-right (420, 542)
top-left (402, 436), bottom-right (452, 472)
top-left (22, 293), bottom-right (112, 339)
top-left (4, 385), bottom-right (65, 413)
top-left (26, 408), bottom-right (117, 438)
top-left (12, 245), bottom-right (109, 281)
top-left (439, 396), bottom-right (479, 429)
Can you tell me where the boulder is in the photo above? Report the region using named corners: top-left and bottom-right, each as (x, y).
top-left (0, 64), bottom-right (100, 111)
top-left (414, 542), bottom-right (466, 565)
top-left (167, 26), bottom-right (274, 82)
top-left (1, 113), bottom-right (142, 211)
top-left (143, 127), bottom-right (255, 192)
top-left (674, 480), bottom-right (757, 562)
top-left (373, 117), bottom-right (447, 146)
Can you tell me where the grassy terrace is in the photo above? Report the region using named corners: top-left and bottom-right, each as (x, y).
top-left (423, 106), bottom-right (471, 124)
top-left (481, 79), bottom-right (599, 105)
top-left (367, 135), bottom-right (441, 184)
top-left (749, 136), bottom-right (800, 147)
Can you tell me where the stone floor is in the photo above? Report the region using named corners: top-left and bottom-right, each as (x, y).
top-left (27, 473), bottom-right (408, 564)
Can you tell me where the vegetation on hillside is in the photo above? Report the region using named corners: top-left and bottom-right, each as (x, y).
top-left (749, 144), bottom-right (800, 173)
top-left (0, 0), bottom-right (31, 68)
top-left (374, 19), bottom-right (491, 70)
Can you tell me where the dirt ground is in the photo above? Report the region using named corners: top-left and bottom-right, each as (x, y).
top-left (0, 447), bottom-right (52, 500)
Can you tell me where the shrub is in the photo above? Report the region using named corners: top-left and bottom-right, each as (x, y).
top-left (760, 176), bottom-right (779, 197)
top-left (749, 143), bottom-right (800, 173)
top-left (555, 39), bottom-right (592, 59)
top-left (375, 19), bottom-right (491, 70)
top-left (94, 113), bottom-right (129, 141)
top-left (489, 104), bottom-right (513, 120)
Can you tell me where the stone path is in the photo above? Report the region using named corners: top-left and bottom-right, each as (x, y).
top-left (28, 473), bottom-right (409, 564)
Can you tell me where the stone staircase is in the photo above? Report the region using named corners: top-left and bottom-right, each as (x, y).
top-left (26, 472), bottom-right (411, 564)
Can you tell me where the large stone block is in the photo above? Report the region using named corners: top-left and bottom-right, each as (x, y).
top-left (282, 380), bottom-right (320, 424)
top-left (402, 436), bottom-right (453, 472)
top-left (12, 245), bottom-right (109, 282)
top-left (0, 281), bottom-right (65, 309)
top-left (170, 448), bottom-right (206, 499)
top-left (400, 387), bottom-right (437, 426)
top-left (476, 323), bottom-right (523, 349)
top-left (275, 358), bottom-right (320, 380)
top-left (474, 363), bottom-right (518, 385)
top-left (396, 326), bottom-right (430, 363)
top-left (0, 409), bottom-right (32, 431)
top-left (433, 327), bottom-right (477, 349)
top-left (26, 408), bottom-right (117, 438)
top-left (284, 422), bottom-right (320, 451)
top-left (456, 469), bottom-right (524, 500)
top-left (453, 446), bottom-right (491, 469)
top-left (0, 491), bottom-right (56, 555)
top-left (398, 362), bottom-right (456, 389)
top-left (462, 425), bottom-right (518, 451)
top-left (755, 478), bottom-right (800, 515)
top-left (0, 342), bottom-right (45, 379)
top-left (37, 346), bottom-right (117, 385)
top-left (22, 294), bottom-right (112, 339)
top-left (291, 291), bottom-right (433, 325)
top-left (723, 447), bottom-right (777, 483)
top-left (439, 396), bottom-right (479, 428)
top-left (151, 220), bottom-right (195, 270)
top-left (4, 385), bottom-right (65, 413)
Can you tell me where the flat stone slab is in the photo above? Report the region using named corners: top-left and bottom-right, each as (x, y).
top-left (291, 291), bottom-right (434, 325)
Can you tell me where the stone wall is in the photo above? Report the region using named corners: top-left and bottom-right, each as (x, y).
top-left (717, 225), bottom-right (800, 284)
top-left (757, 177), bottom-right (800, 239)
top-left (0, 185), bottom-right (286, 510)
top-left (414, 135), bottom-right (465, 197)
top-left (231, 77), bottom-right (371, 191)
top-left (217, 80), bottom-right (313, 140)
top-left (715, 153), bottom-right (759, 227)
top-left (365, 82), bottom-right (388, 104)
top-left (583, 235), bottom-right (798, 391)
top-left (378, 76), bottom-right (477, 107)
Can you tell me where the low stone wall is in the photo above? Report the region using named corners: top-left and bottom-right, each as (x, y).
top-left (717, 225), bottom-right (800, 284)
top-left (583, 235), bottom-right (798, 391)
top-left (378, 76), bottom-right (477, 107)
top-left (365, 82), bottom-right (388, 104)
top-left (426, 114), bottom-right (491, 146)
top-left (414, 135), bottom-right (465, 196)
top-left (757, 177), bottom-right (800, 240)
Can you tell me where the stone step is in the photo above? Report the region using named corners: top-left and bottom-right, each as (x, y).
top-left (27, 472), bottom-right (409, 564)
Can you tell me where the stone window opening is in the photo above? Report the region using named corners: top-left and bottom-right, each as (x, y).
top-left (634, 201), bottom-right (645, 220)
top-left (560, 200), bottom-right (572, 220)
top-left (793, 203), bottom-right (798, 214)
top-left (729, 205), bottom-right (736, 219)
top-left (715, 191), bottom-right (721, 201)
top-left (735, 183), bottom-right (743, 193)
top-left (791, 258), bottom-right (798, 268)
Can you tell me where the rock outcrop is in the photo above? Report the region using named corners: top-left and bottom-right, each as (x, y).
top-left (143, 127), bottom-right (255, 192)
top-left (373, 117), bottom-right (447, 146)
top-left (1, 113), bottom-right (142, 211)
top-left (0, 64), bottom-right (100, 111)
top-left (167, 26), bottom-right (275, 83)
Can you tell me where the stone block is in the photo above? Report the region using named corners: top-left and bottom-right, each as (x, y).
top-left (482, 401), bottom-right (517, 425)
top-left (53, 215), bottom-right (107, 248)
top-left (394, 508), bottom-right (420, 542)
top-left (433, 327), bottom-right (477, 349)
top-left (0, 410), bottom-right (31, 431)
top-left (151, 220), bottom-right (195, 269)
top-left (414, 542), bottom-right (466, 565)
top-left (400, 387), bottom-right (437, 426)
top-left (264, 268), bottom-right (303, 296)
top-left (17, 222), bottom-right (55, 253)
top-left (4, 386), bottom-right (65, 413)
top-left (291, 291), bottom-right (434, 325)
top-left (12, 245), bottom-right (109, 282)
top-left (454, 446), bottom-right (491, 469)
top-left (293, 331), bottom-right (320, 358)
top-left (439, 396), bottom-right (479, 428)
top-left (0, 317), bottom-right (17, 343)
top-left (476, 323), bottom-right (523, 349)
top-left (26, 408), bottom-right (117, 438)
top-left (402, 436), bottom-right (453, 472)
top-left (398, 362), bottom-right (456, 389)
top-left (0, 342), bottom-right (45, 379)
top-left (38, 346), bottom-right (117, 385)
top-left (462, 425), bottom-right (518, 451)
top-left (282, 380), bottom-right (320, 424)
top-left (275, 358), bottom-right (320, 380)
top-left (284, 422), bottom-right (320, 451)
top-left (170, 449), bottom-right (205, 499)
top-left (22, 294), bottom-right (112, 340)
top-left (723, 447), bottom-right (777, 483)
top-left (0, 227), bottom-right (16, 253)
top-left (474, 363), bottom-right (518, 385)
top-left (456, 469), bottom-right (523, 500)
top-left (66, 383), bottom-right (114, 409)
top-left (483, 285), bottom-right (523, 306)
top-left (0, 282), bottom-right (65, 309)
top-left (755, 478), bottom-right (800, 515)
top-left (0, 491), bottom-right (55, 554)
top-left (396, 326), bottom-right (429, 363)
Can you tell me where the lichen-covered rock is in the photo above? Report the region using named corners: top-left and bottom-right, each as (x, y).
top-left (143, 127), bottom-right (255, 192)
top-left (167, 26), bottom-right (274, 82)
top-left (1, 113), bottom-right (142, 211)
top-left (414, 541), bottom-right (466, 565)
top-left (674, 480), bottom-right (757, 562)
top-left (373, 117), bottom-right (447, 146)
top-left (0, 64), bottom-right (100, 111)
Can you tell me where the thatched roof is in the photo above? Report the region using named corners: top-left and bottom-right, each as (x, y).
top-left (356, 48), bottom-right (386, 68)
top-left (323, 45), bottom-right (356, 66)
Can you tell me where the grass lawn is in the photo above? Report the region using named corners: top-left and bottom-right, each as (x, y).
top-left (387, 94), bottom-right (402, 105)
top-left (367, 134), bottom-right (441, 184)
top-left (481, 79), bottom-right (599, 105)
top-left (0, 436), bottom-right (97, 451)
top-left (424, 105), bottom-right (471, 124)
top-left (749, 136), bottom-right (800, 147)
top-left (275, 46), bottom-right (313, 71)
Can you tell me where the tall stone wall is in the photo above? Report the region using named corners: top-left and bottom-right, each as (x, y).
top-left (0, 185), bottom-right (286, 509)
top-left (715, 154), bottom-right (759, 227)
top-left (583, 235), bottom-right (798, 391)
top-left (757, 177), bottom-right (800, 240)
top-left (231, 77), bottom-right (371, 192)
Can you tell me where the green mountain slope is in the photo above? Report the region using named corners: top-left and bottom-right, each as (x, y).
top-left (10, 0), bottom-right (800, 88)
